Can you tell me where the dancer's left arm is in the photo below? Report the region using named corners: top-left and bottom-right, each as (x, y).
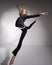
top-left (26, 12), bottom-right (48, 19)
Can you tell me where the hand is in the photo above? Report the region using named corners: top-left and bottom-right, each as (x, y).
top-left (39, 12), bottom-right (48, 16)
top-left (16, 5), bottom-right (20, 9)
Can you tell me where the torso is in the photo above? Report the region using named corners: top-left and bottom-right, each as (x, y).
top-left (15, 14), bottom-right (27, 28)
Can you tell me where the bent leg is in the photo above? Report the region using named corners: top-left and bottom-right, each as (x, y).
top-left (26, 21), bottom-right (36, 29)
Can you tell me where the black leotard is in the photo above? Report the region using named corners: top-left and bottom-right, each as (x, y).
top-left (12, 14), bottom-right (40, 56)
top-left (15, 14), bottom-right (40, 28)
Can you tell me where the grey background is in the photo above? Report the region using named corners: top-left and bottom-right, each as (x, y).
top-left (0, 0), bottom-right (52, 65)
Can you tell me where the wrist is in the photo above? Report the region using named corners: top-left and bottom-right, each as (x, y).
top-left (39, 13), bottom-right (43, 15)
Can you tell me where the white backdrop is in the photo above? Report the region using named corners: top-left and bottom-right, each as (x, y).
top-left (0, 0), bottom-right (52, 65)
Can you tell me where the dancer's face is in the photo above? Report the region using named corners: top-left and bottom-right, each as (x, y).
top-left (21, 9), bottom-right (28, 15)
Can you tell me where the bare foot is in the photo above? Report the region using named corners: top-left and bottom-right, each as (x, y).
top-left (9, 55), bottom-right (15, 65)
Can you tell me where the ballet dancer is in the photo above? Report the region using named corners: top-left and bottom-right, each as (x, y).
top-left (9, 5), bottom-right (48, 65)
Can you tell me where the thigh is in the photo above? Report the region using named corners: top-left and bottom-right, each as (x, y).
top-left (20, 29), bottom-right (27, 41)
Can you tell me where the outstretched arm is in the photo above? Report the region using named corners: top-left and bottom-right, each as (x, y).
top-left (26, 12), bottom-right (48, 19)
top-left (16, 5), bottom-right (21, 11)
top-left (16, 5), bottom-right (23, 15)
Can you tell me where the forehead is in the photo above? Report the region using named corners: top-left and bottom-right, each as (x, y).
top-left (22, 9), bottom-right (27, 12)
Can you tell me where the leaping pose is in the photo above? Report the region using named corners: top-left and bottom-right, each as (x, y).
top-left (9, 5), bottom-right (48, 65)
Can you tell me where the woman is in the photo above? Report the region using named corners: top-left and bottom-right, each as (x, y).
top-left (9, 5), bottom-right (48, 65)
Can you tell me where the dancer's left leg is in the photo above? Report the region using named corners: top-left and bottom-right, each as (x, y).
top-left (9, 28), bottom-right (27, 65)
top-left (12, 29), bottom-right (27, 56)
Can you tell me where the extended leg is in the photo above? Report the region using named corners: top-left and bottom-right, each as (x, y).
top-left (12, 29), bottom-right (27, 56)
top-left (9, 29), bottom-right (27, 65)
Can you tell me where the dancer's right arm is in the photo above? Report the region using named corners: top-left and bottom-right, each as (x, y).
top-left (16, 5), bottom-right (23, 15)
